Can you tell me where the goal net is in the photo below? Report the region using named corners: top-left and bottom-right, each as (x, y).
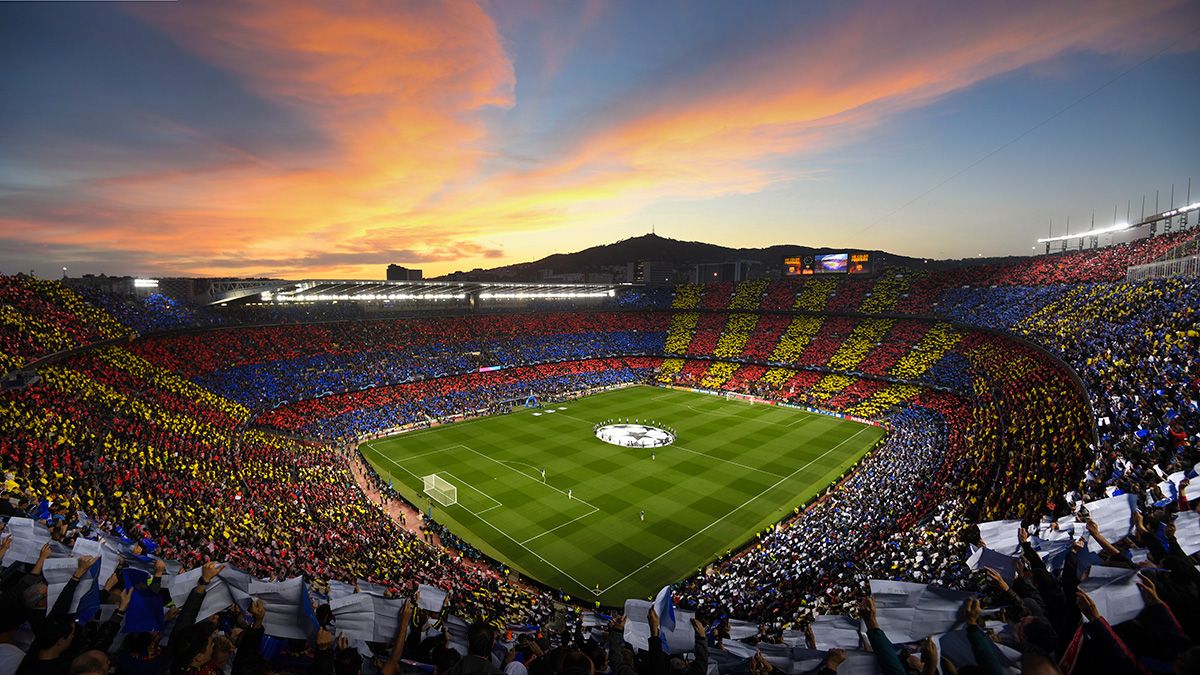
top-left (423, 474), bottom-right (458, 506)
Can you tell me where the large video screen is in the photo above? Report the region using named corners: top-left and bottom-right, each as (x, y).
top-left (815, 253), bottom-right (847, 273)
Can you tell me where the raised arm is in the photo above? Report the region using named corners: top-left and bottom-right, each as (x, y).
top-left (608, 615), bottom-right (636, 675)
top-left (919, 638), bottom-right (938, 675)
top-left (313, 627), bottom-right (335, 675)
top-left (29, 543), bottom-right (52, 578)
top-left (87, 586), bottom-right (130, 653)
top-left (962, 598), bottom-right (1003, 675)
top-left (166, 561), bottom-right (224, 667)
top-left (232, 599), bottom-right (266, 675)
top-left (1075, 590), bottom-right (1147, 675)
top-left (688, 618), bottom-right (708, 675)
top-left (381, 595), bottom-right (415, 675)
top-left (149, 558), bottom-right (166, 593)
top-left (860, 596), bottom-right (905, 675)
top-left (1085, 519), bottom-right (1121, 558)
top-left (982, 567), bottom-right (1028, 620)
top-left (48, 555), bottom-right (97, 619)
top-left (1135, 575), bottom-right (1190, 650)
top-left (644, 606), bottom-right (667, 675)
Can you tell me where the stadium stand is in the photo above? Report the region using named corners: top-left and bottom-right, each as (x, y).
top-left (256, 358), bottom-right (664, 441)
top-left (129, 312), bottom-right (670, 410)
top-left (76, 289), bottom-right (228, 334)
top-left (0, 275), bottom-right (129, 371)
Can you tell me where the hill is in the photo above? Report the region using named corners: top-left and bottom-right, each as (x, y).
top-left (431, 233), bottom-right (927, 281)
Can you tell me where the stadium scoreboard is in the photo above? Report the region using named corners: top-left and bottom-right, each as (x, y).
top-left (784, 252), bottom-right (871, 275)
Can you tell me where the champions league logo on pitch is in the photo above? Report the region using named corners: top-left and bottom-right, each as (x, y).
top-left (594, 422), bottom-right (675, 448)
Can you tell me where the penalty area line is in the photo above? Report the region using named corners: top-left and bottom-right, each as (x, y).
top-left (462, 503), bottom-right (598, 597)
top-left (366, 449), bottom-right (503, 510)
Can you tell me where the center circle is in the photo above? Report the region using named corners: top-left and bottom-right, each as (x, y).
top-left (594, 422), bottom-right (675, 448)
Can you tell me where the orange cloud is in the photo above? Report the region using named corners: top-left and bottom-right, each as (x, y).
top-left (26, 0), bottom-right (518, 278)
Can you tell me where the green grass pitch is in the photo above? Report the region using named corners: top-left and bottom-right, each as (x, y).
top-left (360, 385), bottom-right (885, 606)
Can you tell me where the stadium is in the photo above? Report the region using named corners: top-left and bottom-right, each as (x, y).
top-left (3, 222), bottom-right (1199, 672)
top-left (1, 1), bottom-right (1199, 674)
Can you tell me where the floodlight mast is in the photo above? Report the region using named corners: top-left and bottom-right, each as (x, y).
top-left (1036, 220), bottom-right (1131, 244)
top-left (1032, 200), bottom-right (1200, 254)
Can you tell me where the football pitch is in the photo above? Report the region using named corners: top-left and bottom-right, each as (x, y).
top-left (360, 385), bottom-right (885, 606)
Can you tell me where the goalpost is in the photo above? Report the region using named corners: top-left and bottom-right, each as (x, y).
top-left (423, 474), bottom-right (458, 507)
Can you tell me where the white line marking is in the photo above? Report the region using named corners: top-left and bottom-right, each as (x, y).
top-left (520, 507), bottom-right (599, 545)
top-left (556, 408), bottom-right (786, 478)
top-left (365, 443), bottom-right (423, 481)
top-left (553, 410), bottom-right (596, 426)
top-left (442, 471), bottom-right (503, 510)
top-left (456, 444), bottom-right (599, 510)
top-left (496, 458), bottom-right (546, 481)
top-left (374, 417), bottom-right (490, 441)
top-left (787, 414), bottom-right (817, 428)
top-left (462, 506), bottom-right (598, 595)
top-left (556, 396), bottom-right (817, 436)
top-left (366, 446), bottom-right (502, 509)
top-left (396, 444), bottom-right (470, 462)
top-left (671, 444), bottom-right (788, 479)
top-left (367, 390), bottom-right (875, 597)
top-left (598, 425), bottom-right (873, 595)
top-left (428, 444), bottom-right (601, 535)
top-left (369, 439), bottom-right (598, 530)
top-left (366, 445), bottom-right (596, 591)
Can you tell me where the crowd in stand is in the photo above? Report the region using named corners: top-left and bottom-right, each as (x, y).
top-left (932, 277), bottom-right (1200, 508)
top-left (0, 503), bottom-right (552, 674)
top-left (71, 285), bottom-right (676, 337)
top-left (257, 358), bottom-right (663, 441)
top-left (130, 314), bottom-right (670, 411)
top-left (0, 275), bottom-right (129, 373)
top-left (666, 279), bottom-right (1197, 674)
top-left (104, 282), bottom-right (1129, 427)
top-left (0, 344), bottom-right (549, 635)
top-left (75, 290), bottom-right (227, 335)
top-left (0, 449), bottom-right (1196, 673)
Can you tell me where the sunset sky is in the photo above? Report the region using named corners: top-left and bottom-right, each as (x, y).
top-left (1, 0), bottom-right (1198, 279)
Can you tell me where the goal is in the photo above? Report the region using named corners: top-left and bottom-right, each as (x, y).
top-left (423, 474), bottom-right (458, 506)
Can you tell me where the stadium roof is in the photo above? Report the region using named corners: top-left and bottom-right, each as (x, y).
top-left (210, 279), bottom-right (630, 305)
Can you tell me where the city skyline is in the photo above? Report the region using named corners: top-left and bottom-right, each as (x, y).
top-left (1, 0), bottom-right (1198, 279)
